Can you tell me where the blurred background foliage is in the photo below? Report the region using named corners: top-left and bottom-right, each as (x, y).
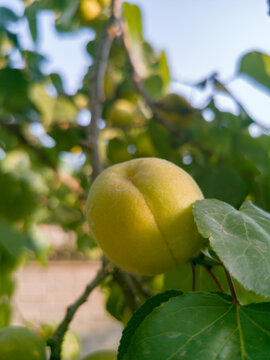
top-left (0, 0), bottom-right (270, 350)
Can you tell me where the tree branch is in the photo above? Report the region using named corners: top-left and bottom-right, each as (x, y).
top-left (47, 258), bottom-right (112, 360)
top-left (87, 0), bottom-right (122, 180)
top-left (119, 24), bottom-right (212, 157)
top-left (113, 267), bottom-right (140, 312)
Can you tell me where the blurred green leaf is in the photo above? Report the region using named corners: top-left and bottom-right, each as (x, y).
top-left (0, 301), bottom-right (12, 328)
top-left (118, 290), bottom-right (181, 360)
top-left (195, 165), bottom-right (247, 208)
top-left (50, 73), bottom-right (65, 96)
top-left (0, 221), bottom-right (38, 259)
top-left (158, 50), bottom-right (170, 90)
top-left (239, 51), bottom-right (270, 92)
top-left (123, 3), bottom-right (143, 41)
top-left (0, 172), bottom-right (36, 222)
top-left (144, 75), bottom-right (163, 99)
top-left (0, 7), bottom-right (19, 26)
top-left (0, 68), bottom-right (37, 115)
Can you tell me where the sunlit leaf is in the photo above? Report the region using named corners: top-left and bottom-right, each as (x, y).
top-left (193, 199), bottom-right (270, 297)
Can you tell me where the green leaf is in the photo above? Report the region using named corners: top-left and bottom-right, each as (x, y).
top-left (0, 301), bottom-right (12, 328)
top-left (118, 290), bottom-right (181, 360)
top-left (158, 51), bottom-right (170, 90)
top-left (195, 165), bottom-right (247, 208)
top-left (24, 1), bottom-right (41, 42)
top-left (55, 0), bottom-right (80, 33)
top-left (0, 7), bottom-right (19, 26)
top-left (105, 281), bottom-right (127, 322)
top-left (0, 172), bottom-right (36, 222)
top-left (193, 199), bottom-right (270, 297)
top-left (123, 3), bottom-right (143, 41)
top-left (0, 221), bottom-right (38, 260)
top-left (144, 75), bottom-right (163, 99)
top-left (50, 73), bottom-right (65, 96)
top-left (0, 68), bottom-right (36, 115)
top-left (119, 292), bottom-right (270, 360)
top-left (232, 133), bottom-right (269, 175)
top-left (239, 51), bottom-right (270, 92)
top-left (22, 51), bottom-right (46, 81)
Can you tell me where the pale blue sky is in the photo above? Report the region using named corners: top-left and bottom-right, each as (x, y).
top-left (2, 0), bottom-right (270, 128)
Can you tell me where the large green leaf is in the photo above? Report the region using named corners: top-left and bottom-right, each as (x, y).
top-left (193, 199), bottom-right (270, 297)
top-left (239, 51), bottom-right (270, 92)
top-left (118, 290), bottom-right (181, 359)
top-left (119, 292), bottom-right (270, 360)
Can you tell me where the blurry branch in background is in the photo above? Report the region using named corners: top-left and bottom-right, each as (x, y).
top-left (119, 25), bottom-right (212, 157)
top-left (1, 121), bottom-right (56, 170)
top-left (87, 0), bottom-right (122, 180)
top-left (48, 258), bottom-right (112, 360)
top-left (0, 121), bottom-right (84, 196)
top-left (113, 267), bottom-right (140, 311)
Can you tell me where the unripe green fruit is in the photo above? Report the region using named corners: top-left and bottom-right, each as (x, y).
top-left (79, 0), bottom-right (101, 22)
top-left (81, 350), bottom-right (117, 360)
top-left (106, 99), bottom-right (135, 127)
top-left (87, 158), bottom-right (203, 275)
top-left (0, 326), bottom-right (47, 360)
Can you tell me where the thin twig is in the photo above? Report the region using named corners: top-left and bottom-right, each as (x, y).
top-left (113, 267), bottom-right (140, 312)
top-left (223, 266), bottom-right (240, 305)
top-left (87, 0), bottom-right (141, 316)
top-left (87, 0), bottom-right (122, 180)
top-left (48, 258), bottom-right (112, 360)
top-left (206, 268), bottom-right (225, 293)
top-left (191, 263), bottom-right (196, 291)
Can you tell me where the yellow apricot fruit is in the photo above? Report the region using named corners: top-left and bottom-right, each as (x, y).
top-left (86, 157), bottom-right (203, 275)
top-left (79, 0), bottom-right (101, 22)
top-left (0, 326), bottom-right (47, 360)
